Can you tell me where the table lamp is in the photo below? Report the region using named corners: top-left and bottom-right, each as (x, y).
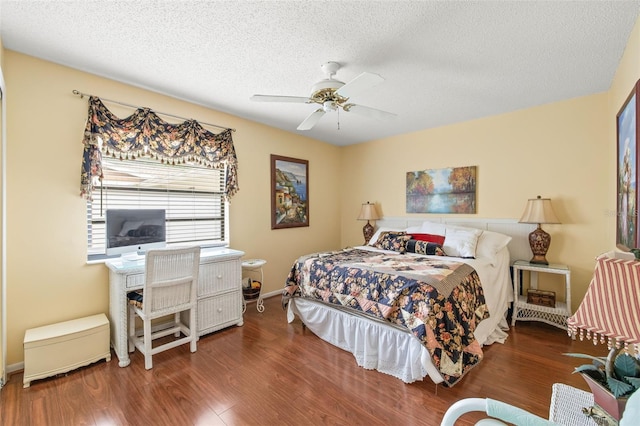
top-left (357, 202), bottom-right (379, 244)
top-left (518, 195), bottom-right (560, 264)
top-left (567, 256), bottom-right (640, 422)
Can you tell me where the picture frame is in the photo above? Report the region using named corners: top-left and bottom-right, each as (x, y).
top-left (616, 80), bottom-right (640, 250)
top-left (271, 154), bottom-right (309, 229)
top-left (406, 166), bottom-right (477, 214)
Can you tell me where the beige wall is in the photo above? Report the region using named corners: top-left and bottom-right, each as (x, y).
top-left (341, 93), bottom-right (609, 310)
top-left (3, 50), bottom-right (341, 364)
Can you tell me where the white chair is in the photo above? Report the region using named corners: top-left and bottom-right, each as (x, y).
top-left (128, 246), bottom-right (201, 370)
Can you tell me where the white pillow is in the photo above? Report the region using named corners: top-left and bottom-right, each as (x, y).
top-left (119, 220), bottom-right (144, 237)
top-left (420, 221), bottom-right (447, 236)
top-left (443, 226), bottom-right (483, 258)
top-left (405, 225), bottom-right (423, 234)
top-left (476, 230), bottom-right (512, 259)
top-left (367, 227), bottom-right (405, 246)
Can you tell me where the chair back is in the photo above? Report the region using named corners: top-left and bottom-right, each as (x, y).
top-left (142, 246), bottom-right (201, 318)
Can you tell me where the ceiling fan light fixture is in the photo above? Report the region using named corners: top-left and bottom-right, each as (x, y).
top-left (322, 101), bottom-right (337, 112)
top-left (251, 61), bottom-right (396, 131)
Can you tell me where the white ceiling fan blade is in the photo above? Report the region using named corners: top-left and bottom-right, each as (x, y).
top-left (335, 72), bottom-right (384, 99)
top-left (344, 104), bottom-right (397, 121)
top-left (250, 94), bottom-right (311, 103)
top-left (297, 109), bottom-right (325, 130)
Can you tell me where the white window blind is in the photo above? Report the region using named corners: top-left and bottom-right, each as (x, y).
top-left (87, 156), bottom-right (227, 260)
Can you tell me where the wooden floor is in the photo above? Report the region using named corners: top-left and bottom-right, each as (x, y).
top-left (0, 296), bottom-right (601, 426)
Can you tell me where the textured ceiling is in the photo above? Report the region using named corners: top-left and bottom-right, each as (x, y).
top-left (1, 1), bottom-right (640, 146)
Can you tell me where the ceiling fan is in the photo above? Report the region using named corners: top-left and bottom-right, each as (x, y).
top-left (250, 61), bottom-right (397, 130)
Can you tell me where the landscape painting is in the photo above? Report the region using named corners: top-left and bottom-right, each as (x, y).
top-left (406, 166), bottom-right (477, 214)
top-left (271, 155), bottom-right (309, 229)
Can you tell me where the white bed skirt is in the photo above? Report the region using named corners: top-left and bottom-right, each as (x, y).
top-left (287, 298), bottom-right (444, 384)
top-left (285, 246), bottom-right (513, 384)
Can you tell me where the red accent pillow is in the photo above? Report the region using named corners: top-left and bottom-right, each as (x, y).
top-left (409, 233), bottom-right (445, 245)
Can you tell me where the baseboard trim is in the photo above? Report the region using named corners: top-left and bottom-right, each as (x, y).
top-left (7, 361), bottom-right (24, 374)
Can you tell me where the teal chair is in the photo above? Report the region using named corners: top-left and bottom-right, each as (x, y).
top-left (441, 384), bottom-right (639, 426)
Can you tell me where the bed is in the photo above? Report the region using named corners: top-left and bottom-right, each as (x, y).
top-left (283, 218), bottom-right (533, 387)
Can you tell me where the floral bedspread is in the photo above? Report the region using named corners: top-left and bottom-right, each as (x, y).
top-left (283, 248), bottom-right (489, 386)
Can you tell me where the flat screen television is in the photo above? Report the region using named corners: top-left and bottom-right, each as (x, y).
top-left (106, 209), bottom-right (166, 258)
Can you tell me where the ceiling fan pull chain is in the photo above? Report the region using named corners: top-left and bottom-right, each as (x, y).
top-left (337, 108), bottom-right (340, 130)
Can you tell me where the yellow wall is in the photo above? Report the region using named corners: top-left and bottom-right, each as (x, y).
top-left (3, 50), bottom-right (341, 364)
top-left (341, 94), bottom-right (609, 310)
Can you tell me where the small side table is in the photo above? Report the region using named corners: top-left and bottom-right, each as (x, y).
top-left (511, 260), bottom-right (571, 330)
top-left (549, 383), bottom-right (599, 425)
top-left (242, 259), bottom-right (266, 313)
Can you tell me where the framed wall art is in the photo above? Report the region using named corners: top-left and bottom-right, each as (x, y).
top-left (616, 80), bottom-right (640, 250)
top-left (271, 154), bottom-right (309, 229)
top-left (406, 166), bottom-right (477, 214)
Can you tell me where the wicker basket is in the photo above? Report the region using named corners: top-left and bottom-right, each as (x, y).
top-left (242, 281), bottom-right (261, 299)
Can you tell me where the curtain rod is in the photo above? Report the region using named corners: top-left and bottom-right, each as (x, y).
top-left (72, 89), bottom-right (235, 132)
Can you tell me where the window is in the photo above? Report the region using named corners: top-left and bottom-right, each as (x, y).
top-left (87, 156), bottom-right (227, 261)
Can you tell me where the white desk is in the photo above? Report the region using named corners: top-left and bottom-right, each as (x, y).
top-left (106, 247), bottom-right (244, 367)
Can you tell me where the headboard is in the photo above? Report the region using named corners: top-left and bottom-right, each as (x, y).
top-left (374, 216), bottom-right (536, 263)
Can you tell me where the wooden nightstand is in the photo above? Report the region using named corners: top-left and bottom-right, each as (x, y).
top-left (511, 260), bottom-right (571, 330)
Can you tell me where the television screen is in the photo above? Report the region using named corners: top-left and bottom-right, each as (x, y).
top-left (106, 209), bottom-right (166, 257)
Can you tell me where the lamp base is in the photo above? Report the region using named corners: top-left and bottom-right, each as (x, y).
top-left (529, 256), bottom-right (549, 265)
top-left (528, 225), bottom-right (551, 265)
top-left (363, 221), bottom-right (374, 245)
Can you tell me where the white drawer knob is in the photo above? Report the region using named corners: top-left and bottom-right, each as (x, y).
top-left (217, 308), bottom-right (222, 313)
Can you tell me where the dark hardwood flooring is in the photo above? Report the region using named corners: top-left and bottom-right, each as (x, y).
top-left (0, 297), bottom-right (602, 425)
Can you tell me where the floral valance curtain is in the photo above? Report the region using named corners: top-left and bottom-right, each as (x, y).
top-left (80, 96), bottom-right (238, 200)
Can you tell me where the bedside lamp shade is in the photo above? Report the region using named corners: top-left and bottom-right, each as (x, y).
top-left (357, 202), bottom-right (379, 244)
top-left (519, 196), bottom-right (560, 265)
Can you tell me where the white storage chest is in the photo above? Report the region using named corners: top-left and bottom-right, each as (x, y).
top-left (23, 313), bottom-right (111, 388)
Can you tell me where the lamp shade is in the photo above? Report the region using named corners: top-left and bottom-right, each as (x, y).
top-left (519, 196), bottom-right (560, 224)
top-left (567, 256), bottom-right (640, 353)
top-left (357, 202), bottom-right (380, 221)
